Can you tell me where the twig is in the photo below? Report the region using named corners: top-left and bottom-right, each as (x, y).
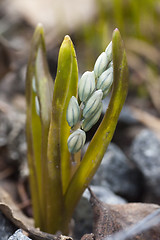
top-left (131, 106), bottom-right (160, 137)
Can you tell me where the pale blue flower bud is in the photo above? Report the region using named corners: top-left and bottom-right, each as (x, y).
top-left (94, 52), bottom-right (108, 79)
top-left (32, 77), bottom-right (37, 93)
top-left (82, 103), bottom-right (102, 131)
top-left (66, 96), bottom-right (80, 128)
top-left (67, 129), bottom-right (86, 153)
top-left (97, 67), bottom-right (113, 93)
top-left (83, 89), bottom-right (103, 119)
top-left (102, 83), bottom-right (113, 99)
top-left (35, 96), bottom-right (40, 116)
top-left (105, 41), bottom-right (112, 63)
top-left (78, 71), bottom-right (95, 102)
top-left (108, 60), bottom-right (113, 68)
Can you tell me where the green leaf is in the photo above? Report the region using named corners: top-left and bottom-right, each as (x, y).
top-left (46, 35), bottom-right (78, 233)
top-left (64, 29), bottom-right (128, 220)
top-left (26, 24), bottom-right (54, 229)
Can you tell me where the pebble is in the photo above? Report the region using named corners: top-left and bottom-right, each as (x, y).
top-left (8, 229), bottom-right (31, 240)
top-left (0, 211), bottom-right (16, 240)
top-left (130, 129), bottom-right (160, 202)
top-left (92, 143), bottom-right (143, 201)
top-left (83, 185), bottom-right (127, 204)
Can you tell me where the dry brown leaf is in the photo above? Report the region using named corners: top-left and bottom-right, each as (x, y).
top-left (81, 233), bottom-right (95, 240)
top-left (145, 68), bottom-right (160, 114)
top-left (89, 188), bottom-right (160, 240)
top-left (0, 187), bottom-right (72, 240)
top-left (131, 107), bottom-right (160, 138)
top-left (126, 38), bottom-right (160, 65)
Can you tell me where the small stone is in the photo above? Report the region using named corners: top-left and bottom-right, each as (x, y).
top-left (0, 211), bottom-right (16, 240)
top-left (83, 186), bottom-right (127, 204)
top-left (8, 229), bottom-right (32, 240)
top-left (73, 196), bottom-right (93, 239)
top-left (92, 143), bottom-right (143, 201)
top-left (130, 129), bottom-right (160, 202)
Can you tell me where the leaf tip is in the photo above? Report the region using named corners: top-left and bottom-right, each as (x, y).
top-left (113, 28), bottom-right (121, 38)
top-left (64, 35), bottom-right (71, 42)
top-left (32, 23), bottom-right (45, 45)
top-left (35, 23), bottom-right (44, 34)
top-left (60, 35), bottom-right (72, 51)
top-left (37, 22), bottom-right (43, 28)
top-left (114, 28), bottom-right (119, 32)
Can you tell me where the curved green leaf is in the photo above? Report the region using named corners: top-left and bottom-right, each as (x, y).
top-left (64, 29), bottom-right (128, 220)
top-left (46, 35), bottom-right (78, 233)
top-left (26, 24), bottom-right (54, 229)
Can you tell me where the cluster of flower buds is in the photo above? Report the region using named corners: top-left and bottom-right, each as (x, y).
top-left (66, 41), bottom-right (113, 153)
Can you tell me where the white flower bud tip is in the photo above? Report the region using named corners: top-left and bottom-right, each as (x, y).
top-left (82, 102), bottom-right (102, 131)
top-left (83, 89), bottom-right (103, 119)
top-left (94, 52), bottom-right (108, 79)
top-left (78, 71), bottom-right (95, 102)
top-left (67, 129), bottom-right (86, 153)
top-left (35, 96), bottom-right (40, 116)
top-left (105, 41), bottom-right (112, 63)
top-left (32, 77), bottom-right (37, 93)
top-left (97, 67), bottom-right (113, 92)
top-left (66, 96), bottom-right (80, 128)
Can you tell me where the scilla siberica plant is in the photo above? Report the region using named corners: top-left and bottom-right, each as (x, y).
top-left (26, 24), bottom-right (128, 235)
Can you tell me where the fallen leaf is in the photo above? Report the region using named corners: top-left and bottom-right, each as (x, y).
top-left (89, 188), bottom-right (160, 240)
top-left (81, 233), bottom-right (95, 240)
top-left (0, 187), bottom-right (72, 240)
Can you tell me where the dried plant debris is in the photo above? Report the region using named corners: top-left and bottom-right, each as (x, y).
top-left (105, 208), bottom-right (160, 240)
top-left (88, 188), bottom-right (160, 240)
top-left (8, 229), bottom-right (31, 240)
top-left (81, 233), bottom-right (95, 240)
top-left (9, 229), bottom-right (73, 240)
top-left (0, 187), bottom-right (73, 240)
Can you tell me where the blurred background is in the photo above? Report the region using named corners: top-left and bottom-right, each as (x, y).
top-left (0, 0), bottom-right (160, 238)
top-left (1, 0), bottom-right (160, 115)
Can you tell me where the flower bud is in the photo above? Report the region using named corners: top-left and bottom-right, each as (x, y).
top-left (35, 96), bottom-right (40, 116)
top-left (97, 67), bottom-right (113, 92)
top-left (83, 89), bottom-right (103, 119)
top-left (32, 77), bottom-right (37, 93)
top-left (82, 103), bottom-right (102, 131)
top-left (67, 129), bottom-right (86, 153)
top-left (102, 85), bottom-right (112, 99)
top-left (105, 41), bottom-right (112, 63)
top-left (108, 60), bottom-right (113, 68)
top-left (78, 71), bottom-right (95, 102)
top-left (94, 52), bottom-right (108, 79)
top-left (66, 96), bottom-right (80, 127)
